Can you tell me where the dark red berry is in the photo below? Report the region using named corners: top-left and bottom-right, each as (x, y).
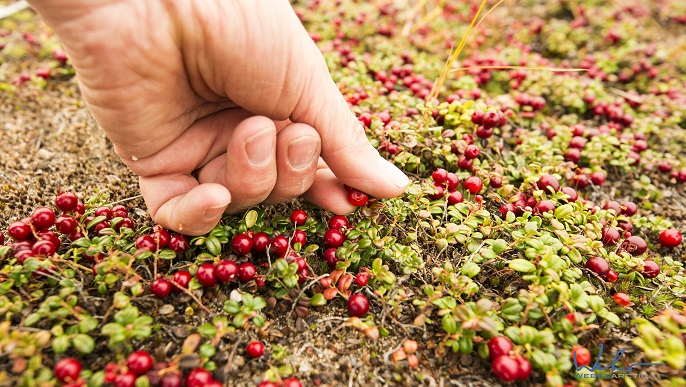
top-left (231, 233), bottom-right (253, 255)
top-left (214, 260), bottom-right (238, 282)
top-left (185, 368), bottom-right (213, 387)
top-left (514, 355), bottom-right (531, 381)
top-left (32, 240), bottom-right (56, 256)
top-left (471, 109), bottom-right (484, 124)
top-left (74, 201), bottom-right (85, 215)
top-left (172, 271), bottom-right (192, 292)
top-left (324, 247), bottom-right (339, 268)
top-left (491, 355), bottom-right (519, 383)
top-left (55, 216), bottom-right (77, 234)
top-left (328, 215), bottom-right (349, 230)
top-left (151, 278), bottom-right (172, 298)
top-left (94, 206), bottom-right (113, 220)
top-left (238, 262), bottom-right (257, 282)
top-left (535, 200), bottom-right (555, 213)
top-left (659, 229), bottom-right (682, 248)
top-left (446, 173), bottom-right (459, 190)
top-left (463, 176), bottom-right (483, 194)
top-left (246, 341), bottom-right (265, 358)
top-left (432, 168), bottom-right (448, 184)
top-left (160, 373), bottom-right (182, 387)
top-left (8, 221), bottom-right (31, 240)
top-left (621, 202), bottom-right (638, 216)
top-left (601, 228), bottom-right (621, 246)
top-left (252, 232), bottom-right (271, 254)
top-left (606, 269), bottom-right (618, 282)
top-left (560, 187), bottom-right (578, 202)
top-left (347, 294), bottom-right (369, 317)
top-left (642, 260), bottom-right (660, 278)
top-left (152, 228), bottom-right (171, 248)
top-left (489, 176), bottom-right (502, 188)
top-left (169, 234), bottom-right (189, 255)
top-left (324, 229), bottom-right (345, 247)
top-left (55, 192), bottom-right (78, 212)
top-left (30, 207), bottom-right (55, 229)
top-left (115, 218), bottom-right (135, 231)
top-left (603, 201), bottom-right (621, 214)
top-left (464, 144), bottom-right (480, 159)
top-left (112, 205), bottom-right (128, 218)
top-left (475, 125), bottom-right (494, 138)
top-left (291, 230), bottom-right (307, 246)
top-left (196, 263), bottom-right (217, 287)
top-left (127, 350), bottom-right (154, 376)
top-left (54, 358), bottom-right (82, 383)
top-left (347, 188), bottom-right (369, 206)
top-left (290, 209), bottom-right (308, 226)
top-left (270, 235), bottom-right (289, 257)
top-left (447, 191), bottom-right (463, 205)
top-left (590, 171), bottom-right (606, 186)
top-left (135, 235), bottom-right (157, 252)
top-left (428, 184), bottom-right (445, 200)
top-left (537, 175), bottom-right (560, 193)
top-left (586, 256), bottom-right (610, 278)
top-left (488, 336), bottom-right (513, 360)
top-left (623, 235), bottom-right (647, 256)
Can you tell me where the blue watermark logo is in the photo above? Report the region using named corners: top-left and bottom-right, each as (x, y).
top-left (573, 343), bottom-right (664, 379)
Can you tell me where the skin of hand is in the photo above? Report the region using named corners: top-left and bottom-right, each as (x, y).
top-left (27, 0), bottom-right (409, 235)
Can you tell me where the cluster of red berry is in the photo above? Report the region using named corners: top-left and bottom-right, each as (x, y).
top-left (487, 336), bottom-right (531, 383)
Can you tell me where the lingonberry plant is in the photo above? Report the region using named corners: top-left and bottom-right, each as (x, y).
top-left (2, 0), bottom-right (686, 386)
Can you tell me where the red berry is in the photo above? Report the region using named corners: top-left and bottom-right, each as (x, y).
top-left (463, 176), bottom-right (483, 194)
top-left (613, 292), bottom-right (632, 306)
top-left (489, 176), bottom-right (502, 188)
top-left (471, 109), bottom-right (484, 124)
top-left (537, 175), bottom-right (560, 193)
top-left (94, 206), bottom-right (113, 220)
top-left (185, 368), bottom-right (213, 387)
top-left (168, 234), bottom-right (189, 255)
top-left (432, 168), bottom-right (448, 184)
top-left (8, 221), bottom-right (31, 240)
top-left (231, 233), bottom-right (253, 255)
top-left (114, 372), bottom-right (137, 387)
top-left (659, 229), bottom-right (682, 248)
top-left (152, 228), bottom-right (171, 248)
top-left (355, 272), bottom-right (369, 287)
top-left (491, 355), bottom-right (519, 383)
top-left (464, 144), bottom-right (480, 159)
top-left (205, 381), bottom-right (222, 387)
top-left (585, 256), bottom-right (610, 278)
top-left (32, 240), bottom-right (56, 256)
top-left (571, 346), bottom-right (591, 366)
top-left (642, 260), bottom-right (660, 278)
top-left (603, 201), bottom-right (621, 214)
top-left (214, 260), bottom-right (239, 282)
top-left (136, 235), bottom-right (157, 252)
top-left (535, 200), bottom-right (555, 213)
top-left (54, 358), bottom-right (82, 383)
top-left (623, 235), bottom-right (647, 256)
top-left (560, 187), bottom-right (578, 202)
top-left (606, 269), bottom-right (618, 282)
top-left (514, 355), bottom-right (531, 381)
top-left (565, 313), bottom-right (576, 325)
top-left (115, 218), bottom-right (135, 232)
top-left (328, 215), bottom-right (349, 230)
top-left (127, 350), bottom-right (154, 376)
top-left (55, 192), bottom-right (78, 212)
top-left (55, 216), bottom-right (77, 234)
top-left (324, 247), bottom-right (339, 268)
top-left (160, 373), bottom-right (182, 387)
top-left (74, 201), bottom-right (85, 215)
top-left (569, 136), bottom-right (587, 149)
top-left (246, 341), bottom-right (265, 358)
top-left (270, 235), bottom-right (289, 257)
top-left (324, 229), bottom-right (345, 247)
top-left (475, 125), bottom-right (494, 138)
top-left (172, 271), bottom-right (192, 292)
top-left (428, 184), bottom-right (444, 200)
top-left (238, 262), bottom-right (257, 282)
top-left (347, 188), bottom-right (369, 206)
top-left (601, 228), bottom-right (621, 246)
top-left (290, 209), bottom-right (308, 226)
top-left (30, 207), bottom-right (55, 230)
top-left (151, 278), bottom-right (172, 298)
top-left (291, 230), bottom-right (307, 246)
top-left (488, 336), bottom-right (513, 360)
top-left (621, 202), bottom-right (638, 216)
top-left (283, 378), bottom-right (303, 387)
top-left (566, 148), bottom-right (581, 163)
top-left (196, 263), bottom-right (217, 287)
top-left (347, 294), bottom-right (370, 317)
top-left (112, 205), bottom-right (128, 218)
top-left (590, 171), bottom-right (606, 186)
top-left (252, 232), bottom-right (271, 254)
top-left (446, 173), bottom-right (459, 190)
top-left (447, 191), bottom-right (463, 205)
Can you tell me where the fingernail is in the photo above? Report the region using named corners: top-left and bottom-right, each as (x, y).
top-left (287, 136), bottom-right (320, 171)
top-left (204, 203), bottom-right (229, 221)
top-left (378, 155), bottom-right (409, 188)
top-left (245, 127), bottom-right (275, 167)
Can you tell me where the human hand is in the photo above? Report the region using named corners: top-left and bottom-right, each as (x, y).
top-left (28, 0), bottom-right (409, 235)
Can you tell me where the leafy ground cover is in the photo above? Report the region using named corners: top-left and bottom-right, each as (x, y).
top-left (1, 0), bottom-right (686, 386)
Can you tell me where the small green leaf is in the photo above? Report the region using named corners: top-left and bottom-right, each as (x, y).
top-left (245, 210), bottom-right (259, 228)
top-left (72, 334), bottom-right (95, 354)
top-left (509, 259), bottom-right (536, 273)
